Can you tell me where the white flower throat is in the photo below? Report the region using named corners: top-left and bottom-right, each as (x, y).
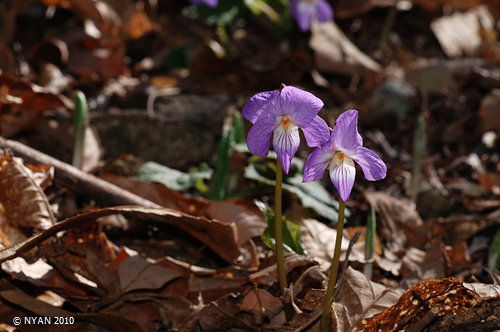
top-left (276, 116), bottom-right (298, 133)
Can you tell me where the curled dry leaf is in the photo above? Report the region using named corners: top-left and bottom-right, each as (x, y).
top-left (331, 266), bottom-right (403, 332)
top-left (0, 205), bottom-right (240, 265)
top-left (0, 152), bottom-right (55, 246)
top-left (1, 257), bottom-right (89, 299)
top-left (0, 72), bottom-right (72, 137)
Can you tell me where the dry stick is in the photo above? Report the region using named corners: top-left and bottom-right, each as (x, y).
top-left (0, 136), bottom-right (160, 208)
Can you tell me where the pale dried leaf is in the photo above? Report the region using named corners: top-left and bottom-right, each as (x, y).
top-left (332, 266), bottom-right (403, 331)
top-left (431, 5), bottom-right (495, 57)
top-left (0, 153), bottom-right (55, 238)
top-left (400, 239), bottom-right (445, 285)
top-left (1, 257), bottom-right (89, 298)
top-left (463, 282), bottom-right (500, 298)
top-left (300, 219), bottom-right (351, 271)
top-left (309, 21), bottom-right (381, 76)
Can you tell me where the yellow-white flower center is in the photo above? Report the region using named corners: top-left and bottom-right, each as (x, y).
top-left (276, 116), bottom-right (297, 133)
top-left (331, 151), bottom-right (354, 168)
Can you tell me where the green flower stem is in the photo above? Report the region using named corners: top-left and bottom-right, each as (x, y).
top-left (320, 199), bottom-right (346, 332)
top-left (275, 158), bottom-right (287, 296)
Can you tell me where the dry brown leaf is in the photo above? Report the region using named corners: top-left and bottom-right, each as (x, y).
top-left (430, 5), bottom-right (495, 57)
top-left (1, 257), bottom-right (90, 299)
top-left (0, 72), bottom-right (72, 137)
top-left (412, 0), bottom-right (482, 11)
top-left (118, 254), bottom-right (184, 293)
top-left (249, 253), bottom-right (317, 287)
top-left (99, 172), bottom-right (210, 214)
top-left (309, 21), bottom-right (382, 77)
top-left (479, 89), bottom-right (500, 134)
top-left (239, 288), bottom-right (284, 325)
top-left (0, 152), bottom-right (55, 245)
top-left (400, 239), bottom-right (445, 282)
top-left (354, 278), bottom-right (484, 331)
top-left (300, 218), bottom-right (352, 271)
top-left (331, 266), bottom-right (403, 332)
top-left (39, 0), bottom-right (122, 37)
top-left (365, 192), bottom-right (423, 255)
top-left (334, 0), bottom-right (394, 19)
top-left (124, 6), bottom-right (158, 40)
top-left (205, 200), bottom-right (267, 246)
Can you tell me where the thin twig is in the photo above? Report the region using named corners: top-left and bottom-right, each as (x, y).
top-left (0, 136), bottom-right (160, 208)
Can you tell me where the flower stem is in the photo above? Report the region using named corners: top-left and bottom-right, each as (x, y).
top-left (275, 158), bottom-right (287, 296)
top-left (320, 200), bottom-right (346, 332)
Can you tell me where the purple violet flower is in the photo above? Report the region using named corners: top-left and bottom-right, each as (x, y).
top-left (190, 0), bottom-right (218, 7)
top-left (290, 0), bottom-right (333, 32)
top-left (242, 86), bottom-right (329, 174)
top-left (303, 109), bottom-right (386, 201)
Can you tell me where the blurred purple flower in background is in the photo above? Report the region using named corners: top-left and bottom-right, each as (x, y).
top-left (190, 0), bottom-right (218, 7)
top-left (242, 86), bottom-right (329, 174)
top-left (290, 0), bottom-right (333, 32)
top-left (303, 109), bottom-right (386, 201)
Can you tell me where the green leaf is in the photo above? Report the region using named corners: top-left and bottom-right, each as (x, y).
top-left (232, 111), bottom-right (244, 144)
top-left (72, 91), bottom-right (88, 169)
top-left (488, 230), bottom-right (500, 270)
top-left (244, 158), bottom-right (347, 222)
top-left (256, 201), bottom-right (306, 255)
top-left (212, 124), bottom-right (234, 200)
top-left (365, 205), bottom-right (376, 260)
top-left (137, 161), bottom-right (212, 191)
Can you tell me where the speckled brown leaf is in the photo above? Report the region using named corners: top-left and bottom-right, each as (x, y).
top-left (353, 278), bottom-right (483, 331)
top-left (0, 152), bottom-right (55, 247)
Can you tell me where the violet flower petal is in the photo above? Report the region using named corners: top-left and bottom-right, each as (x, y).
top-left (291, 0), bottom-right (315, 32)
top-left (353, 147), bottom-right (387, 181)
top-left (273, 125), bottom-right (300, 174)
top-left (329, 155), bottom-right (356, 202)
top-left (331, 109), bottom-right (363, 153)
top-left (278, 86), bottom-right (323, 126)
top-left (316, 0), bottom-right (333, 23)
top-left (242, 90), bottom-right (279, 124)
top-left (301, 115), bottom-right (330, 147)
top-left (247, 116), bottom-right (276, 158)
top-left (303, 144), bottom-right (333, 182)
top-left (190, 0), bottom-right (218, 7)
